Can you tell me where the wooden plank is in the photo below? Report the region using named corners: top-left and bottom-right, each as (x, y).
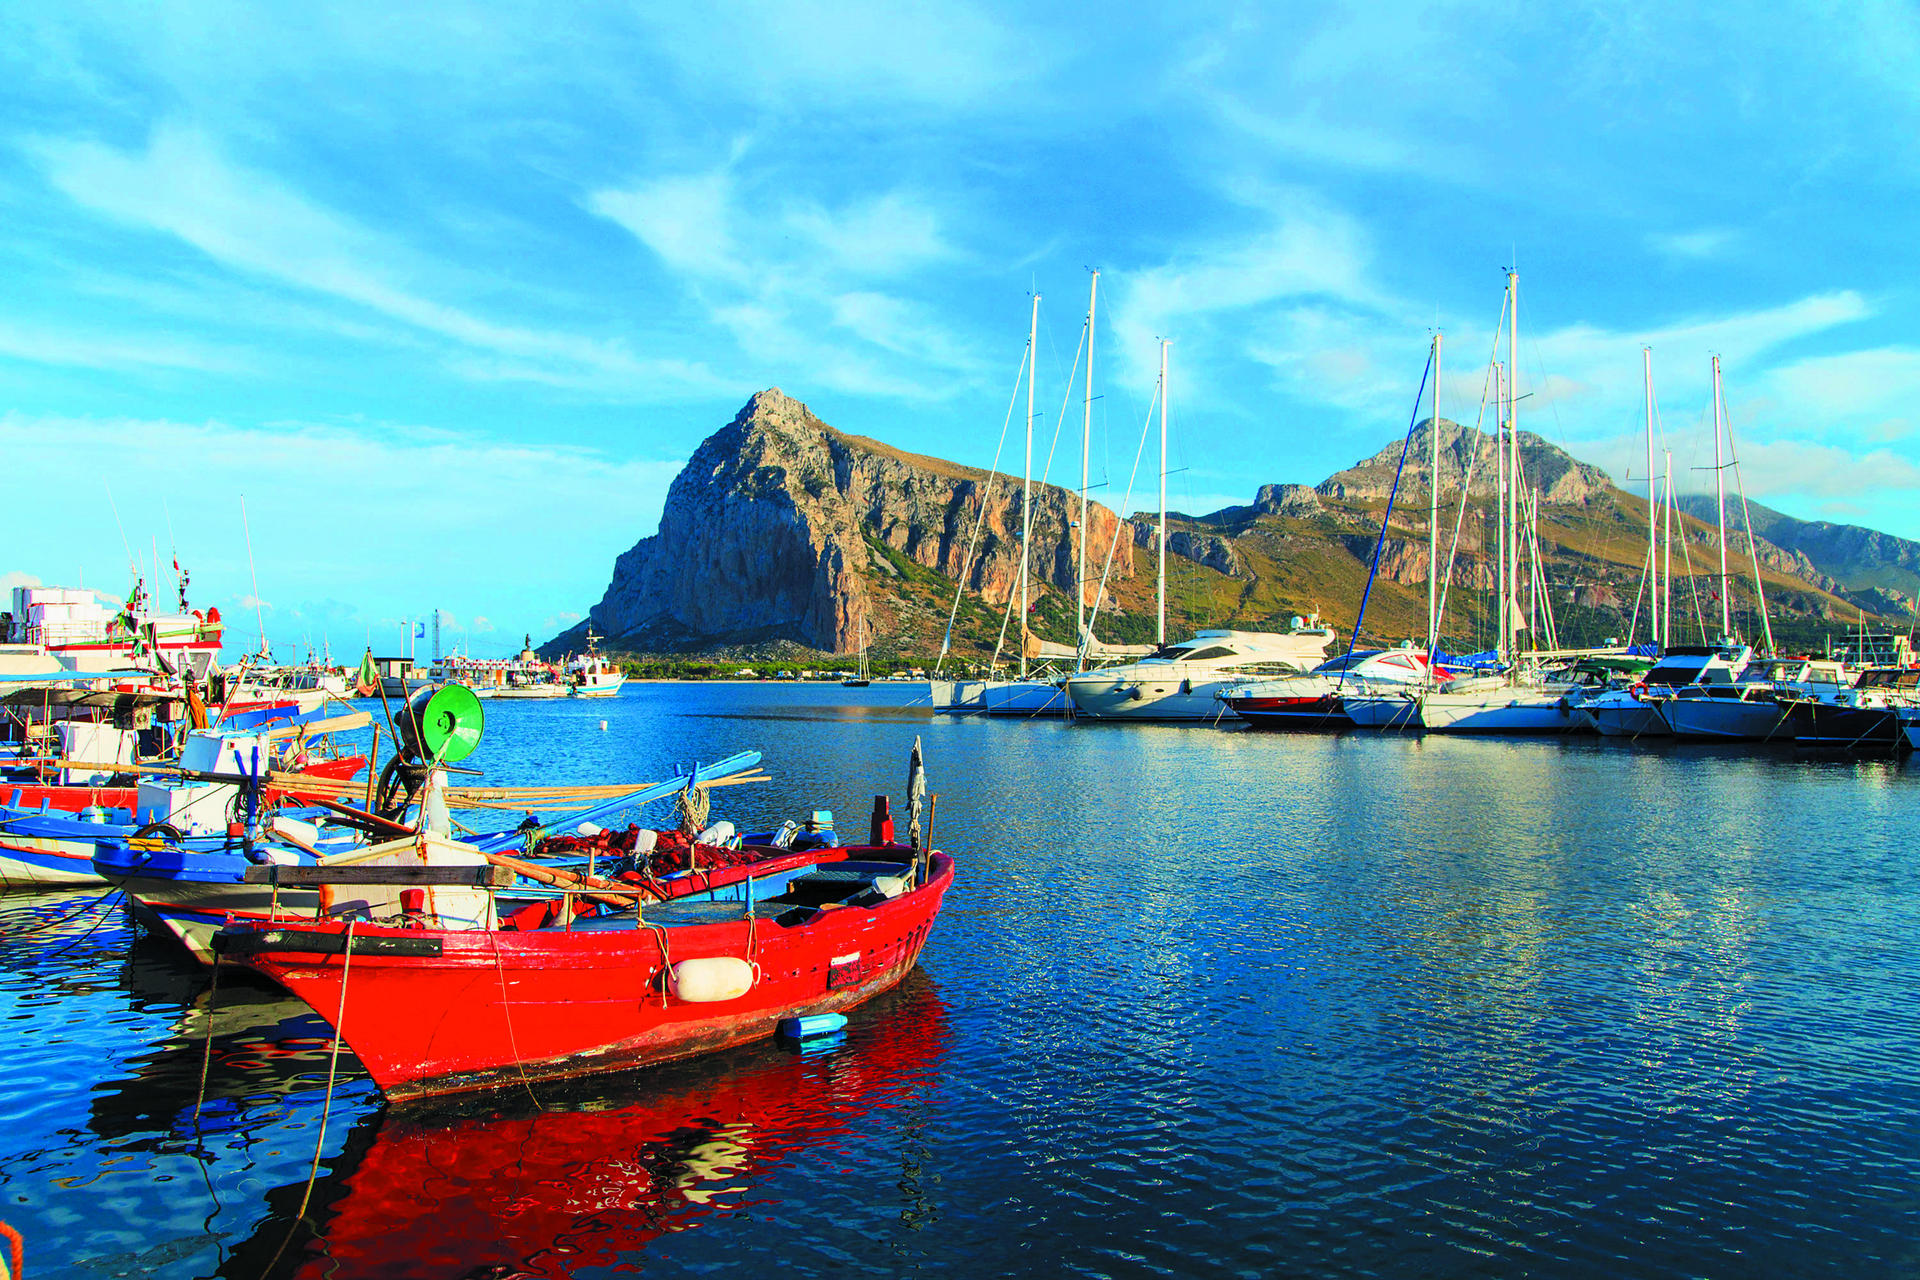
top-left (242, 863), bottom-right (515, 887)
top-left (266, 709), bottom-right (373, 740)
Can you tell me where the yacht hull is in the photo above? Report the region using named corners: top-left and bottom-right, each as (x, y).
top-left (1341, 693), bottom-right (1423, 729)
top-left (1065, 675), bottom-right (1242, 722)
top-left (1420, 691), bottom-right (1578, 734)
top-left (1660, 693), bottom-right (1792, 741)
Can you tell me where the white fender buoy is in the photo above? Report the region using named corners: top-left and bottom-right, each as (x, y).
top-left (599, 720), bottom-right (607, 731)
top-left (671, 956), bottom-right (754, 1003)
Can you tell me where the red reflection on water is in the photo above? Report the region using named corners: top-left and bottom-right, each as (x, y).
top-left (283, 974), bottom-right (949, 1278)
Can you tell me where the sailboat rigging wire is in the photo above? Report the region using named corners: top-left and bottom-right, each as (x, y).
top-left (1038, 318), bottom-right (1087, 489)
top-left (240, 496), bottom-right (267, 659)
top-left (1346, 350), bottom-right (1433, 657)
top-left (985, 316), bottom-right (1091, 673)
top-left (1081, 381), bottom-right (1163, 657)
top-left (934, 343), bottom-right (1030, 673)
top-left (1434, 291), bottom-right (1512, 648)
top-left (104, 481), bottom-right (139, 577)
top-left (1720, 394), bottom-right (1775, 653)
top-left (1670, 489), bottom-right (1709, 642)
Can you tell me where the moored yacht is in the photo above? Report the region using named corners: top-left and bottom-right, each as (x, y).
top-left (1778, 666), bottom-right (1920, 752)
top-left (1064, 621), bottom-right (1336, 722)
top-left (1657, 657), bottom-right (1845, 741)
top-left (1576, 644), bottom-right (1750, 737)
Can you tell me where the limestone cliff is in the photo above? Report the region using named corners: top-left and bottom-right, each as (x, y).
top-left (557, 389), bottom-right (1133, 654)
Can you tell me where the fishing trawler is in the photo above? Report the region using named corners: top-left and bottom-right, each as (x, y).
top-left (566, 629), bottom-right (625, 698)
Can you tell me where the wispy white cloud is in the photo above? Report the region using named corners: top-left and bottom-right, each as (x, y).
top-left (588, 161), bottom-right (979, 399)
top-left (1763, 346), bottom-right (1920, 426)
top-left (0, 319), bottom-right (246, 373)
top-left (1646, 228), bottom-right (1741, 261)
top-left (30, 125), bottom-right (728, 398)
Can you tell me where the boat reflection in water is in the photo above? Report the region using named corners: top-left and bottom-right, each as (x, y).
top-left (229, 971), bottom-right (951, 1279)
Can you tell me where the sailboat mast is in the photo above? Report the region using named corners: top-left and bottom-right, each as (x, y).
top-left (1507, 270), bottom-right (1520, 659)
top-left (1157, 338), bottom-right (1169, 648)
top-left (1020, 292), bottom-right (1039, 679)
top-left (1712, 353), bottom-right (1730, 639)
top-left (1493, 359), bottom-right (1506, 657)
top-left (1428, 331), bottom-right (1441, 658)
top-left (1080, 271), bottom-right (1097, 666)
top-left (1643, 346), bottom-right (1660, 650)
top-left (1494, 360), bottom-right (1506, 658)
top-left (1662, 450), bottom-right (1674, 644)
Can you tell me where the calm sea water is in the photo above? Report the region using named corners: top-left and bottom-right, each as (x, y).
top-left (3, 682), bottom-right (1918, 1278)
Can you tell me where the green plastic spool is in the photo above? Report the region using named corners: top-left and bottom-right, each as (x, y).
top-left (397, 682), bottom-right (485, 763)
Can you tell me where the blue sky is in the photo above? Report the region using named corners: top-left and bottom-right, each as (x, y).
top-left (3, 2), bottom-right (1918, 657)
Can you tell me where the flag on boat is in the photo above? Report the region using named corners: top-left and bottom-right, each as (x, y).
top-left (355, 647), bottom-right (380, 696)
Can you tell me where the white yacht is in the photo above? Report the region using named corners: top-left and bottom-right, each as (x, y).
top-left (1576, 644), bottom-right (1750, 737)
top-left (1064, 621), bottom-right (1336, 722)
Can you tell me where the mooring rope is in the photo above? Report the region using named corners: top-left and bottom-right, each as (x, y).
top-left (259, 920), bottom-right (355, 1279)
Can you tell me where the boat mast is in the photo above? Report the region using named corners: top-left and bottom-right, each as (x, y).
top-left (1507, 270), bottom-right (1521, 659)
top-left (1428, 331), bottom-right (1442, 661)
top-left (1712, 353), bottom-right (1731, 639)
top-left (1492, 358), bottom-right (1505, 657)
top-left (1643, 346), bottom-right (1660, 650)
top-left (1080, 271), bottom-right (1097, 668)
top-left (1662, 449), bottom-right (1674, 645)
top-left (1019, 292), bottom-right (1039, 680)
top-left (1157, 338), bottom-right (1169, 648)
top-left (1494, 361), bottom-right (1506, 658)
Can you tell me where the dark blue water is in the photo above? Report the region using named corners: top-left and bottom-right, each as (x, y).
top-left (3, 682), bottom-right (1918, 1277)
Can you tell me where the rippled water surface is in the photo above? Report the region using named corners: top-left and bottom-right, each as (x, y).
top-left (3, 682), bottom-right (1918, 1277)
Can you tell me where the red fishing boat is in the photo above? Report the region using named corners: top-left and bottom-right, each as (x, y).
top-left (214, 841), bottom-right (954, 1101)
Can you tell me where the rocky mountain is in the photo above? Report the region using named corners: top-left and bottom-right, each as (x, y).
top-left (1677, 495), bottom-right (1920, 616)
top-left (551, 397), bottom-right (1897, 663)
top-left (549, 389), bottom-right (1133, 655)
top-left (1316, 419), bottom-right (1616, 506)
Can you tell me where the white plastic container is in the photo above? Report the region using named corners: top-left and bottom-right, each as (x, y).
top-left (57, 723), bottom-right (137, 784)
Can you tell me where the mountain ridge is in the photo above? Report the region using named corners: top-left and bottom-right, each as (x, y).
top-left (549, 391), bottom-right (1901, 661)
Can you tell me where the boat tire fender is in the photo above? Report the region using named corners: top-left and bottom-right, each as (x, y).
top-left (133, 822), bottom-right (183, 842)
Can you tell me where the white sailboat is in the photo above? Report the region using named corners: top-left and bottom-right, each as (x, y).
top-left (1419, 271), bottom-right (1584, 735)
top-left (843, 614), bottom-right (871, 687)
top-left (933, 280), bottom-right (1127, 716)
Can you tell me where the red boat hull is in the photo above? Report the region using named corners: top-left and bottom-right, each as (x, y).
top-left (1224, 693), bottom-right (1351, 729)
top-left (272, 975), bottom-right (950, 1278)
top-left (226, 849), bottom-right (954, 1101)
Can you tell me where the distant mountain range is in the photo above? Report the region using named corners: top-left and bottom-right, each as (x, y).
top-left (1675, 494), bottom-right (1919, 619)
top-left (548, 390), bottom-right (1906, 661)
